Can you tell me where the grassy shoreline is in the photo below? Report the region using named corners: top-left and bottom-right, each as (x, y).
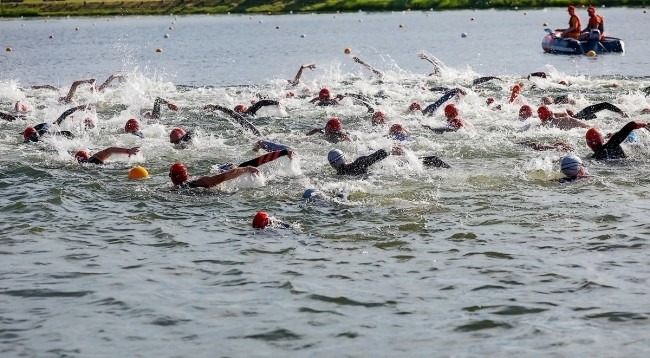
top-left (0, 1), bottom-right (645, 18)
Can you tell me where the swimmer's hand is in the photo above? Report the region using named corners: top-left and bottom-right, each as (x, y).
top-left (127, 146), bottom-right (140, 156)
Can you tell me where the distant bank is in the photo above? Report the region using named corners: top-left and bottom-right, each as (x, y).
top-left (0, 0), bottom-right (638, 18)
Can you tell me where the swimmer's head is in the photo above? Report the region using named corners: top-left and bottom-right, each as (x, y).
top-left (234, 104), bottom-right (248, 114)
top-left (444, 104), bottom-right (458, 119)
top-left (303, 188), bottom-right (318, 199)
top-left (328, 149), bottom-right (346, 169)
top-left (560, 155), bottom-right (584, 177)
top-left (325, 117), bottom-right (342, 134)
top-left (14, 101), bottom-right (28, 113)
top-left (22, 126), bottom-right (37, 142)
top-left (74, 150), bottom-right (90, 163)
top-left (84, 117), bottom-right (95, 129)
top-left (408, 102), bottom-right (422, 112)
top-left (519, 105), bottom-right (533, 120)
top-left (124, 118), bottom-right (140, 133)
top-left (389, 123), bottom-right (407, 139)
top-left (568, 5), bottom-right (575, 12)
top-left (586, 128), bottom-right (605, 150)
top-left (169, 162), bottom-right (189, 186)
top-left (169, 127), bottom-right (187, 144)
top-left (537, 106), bottom-right (553, 121)
top-left (252, 211), bottom-right (270, 229)
top-left (587, 5), bottom-right (595, 13)
top-left (372, 111), bottom-right (386, 126)
top-left (486, 97), bottom-right (495, 105)
top-left (319, 88), bottom-right (331, 100)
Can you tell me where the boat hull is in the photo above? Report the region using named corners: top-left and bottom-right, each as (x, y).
top-left (541, 33), bottom-right (625, 55)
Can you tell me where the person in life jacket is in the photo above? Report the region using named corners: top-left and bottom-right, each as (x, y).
top-left (580, 6), bottom-right (605, 40)
top-left (557, 5), bottom-right (582, 39)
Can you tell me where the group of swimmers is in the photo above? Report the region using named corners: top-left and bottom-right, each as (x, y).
top-left (4, 56), bottom-right (650, 229)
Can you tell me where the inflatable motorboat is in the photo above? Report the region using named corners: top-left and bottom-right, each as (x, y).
top-left (541, 29), bottom-right (625, 55)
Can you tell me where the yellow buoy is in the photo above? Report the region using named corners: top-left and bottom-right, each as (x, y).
top-left (344, 47), bottom-right (351, 55)
top-left (586, 50), bottom-right (596, 57)
top-left (128, 166), bottom-right (149, 180)
top-left (6, 47), bottom-right (12, 52)
top-left (155, 48), bottom-right (163, 53)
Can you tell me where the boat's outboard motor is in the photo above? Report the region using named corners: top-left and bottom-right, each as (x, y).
top-left (589, 29), bottom-right (601, 41)
top-left (585, 29), bottom-right (602, 53)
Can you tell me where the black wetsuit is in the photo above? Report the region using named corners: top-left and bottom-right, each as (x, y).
top-left (1, 112), bottom-right (18, 122)
top-left (421, 155), bottom-right (451, 168)
top-left (471, 76), bottom-right (502, 86)
top-left (317, 99), bottom-right (339, 106)
top-left (245, 99), bottom-right (279, 117)
top-left (591, 122), bottom-right (637, 160)
top-left (573, 102), bottom-right (625, 120)
top-left (79, 156), bottom-right (104, 165)
top-left (238, 149), bottom-right (291, 168)
top-left (336, 149), bottom-right (388, 175)
top-left (422, 88), bottom-right (463, 116)
top-left (24, 123), bottom-right (74, 143)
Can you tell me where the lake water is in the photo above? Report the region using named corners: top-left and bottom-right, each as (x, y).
top-left (1, 8), bottom-right (650, 357)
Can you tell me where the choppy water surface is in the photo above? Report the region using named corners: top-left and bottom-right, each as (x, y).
top-left (1, 9), bottom-right (650, 357)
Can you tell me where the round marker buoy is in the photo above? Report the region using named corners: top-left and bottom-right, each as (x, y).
top-left (48, 35), bottom-right (54, 39)
top-left (275, 26), bottom-right (279, 29)
top-left (164, 33), bottom-right (169, 38)
top-left (399, 24), bottom-right (404, 28)
top-left (586, 50), bottom-right (597, 57)
top-left (461, 32), bottom-right (468, 38)
top-left (344, 47), bottom-right (351, 55)
top-left (300, 34), bottom-right (306, 38)
top-left (75, 27), bottom-right (79, 31)
top-left (543, 22), bottom-right (548, 26)
top-left (5, 47), bottom-right (12, 52)
top-left (128, 166), bottom-right (149, 180)
top-left (155, 48), bottom-right (163, 53)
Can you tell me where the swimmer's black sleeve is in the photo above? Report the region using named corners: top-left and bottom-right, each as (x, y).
top-left (421, 155), bottom-right (451, 169)
top-left (151, 97), bottom-right (166, 119)
top-left (0, 112), bottom-right (17, 122)
top-left (238, 150), bottom-right (290, 168)
top-left (246, 99), bottom-right (279, 116)
top-left (337, 149), bottom-right (388, 175)
top-left (592, 122), bottom-right (635, 160)
top-left (55, 105), bottom-right (88, 125)
top-left (573, 102), bottom-right (624, 120)
top-left (422, 89), bottom-right (460, 116)
top-left (209, 104), bottom-right (262, 137)
top-left (471, 76), bottom-right (502, 86)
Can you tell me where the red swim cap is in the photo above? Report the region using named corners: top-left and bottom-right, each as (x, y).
top-left (519, 105), bottom-right (533, 120)
top-left (444, 104), bottom-right (458, 119)
top-left (486, 97), bottom-right (495, 105)
top-left (319, 88), bottom-right (331, 100)
top-left (509, 84), bottom-right (521, 103)
top-left (252, 211), bottom-right (270, 229)
top-left (585, 128), bottom-right (604, 150)
top-left (325, 117), bottom-right (342, 134)
top-left (389, 123), bottom-right (405, 136)
top-left (372, 111), bottom-right (386, 126)
top-left (537, 106), bottom-right (553, 121)
top-left (23, 126), bottom-right (36, 140)
top-left (234, 104), bottom-right (248, 114)
top-left (74, 150), bottom-right (90, 162)
top-left (169, 162), bottom-right (189, 186)
top-left (409, 102), bottom-right (422, 111)
top-left (169, 127), bottom-right (187, 144)
top-left (124, 118), bottom-right (140, 133)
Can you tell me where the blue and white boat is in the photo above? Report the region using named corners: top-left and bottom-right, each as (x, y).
top-left (541, 29), bottom-right (625, 55)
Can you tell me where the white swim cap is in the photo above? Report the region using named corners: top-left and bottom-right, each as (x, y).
top-left (328, 149), bottom-right (346, 168)
top-left (560, 155), bottom-right (583, 177)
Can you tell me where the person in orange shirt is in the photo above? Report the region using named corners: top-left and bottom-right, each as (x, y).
top-left (580, 6), bottom-right (605, 40)
top-left (557, 5), bottom-right (582, 39)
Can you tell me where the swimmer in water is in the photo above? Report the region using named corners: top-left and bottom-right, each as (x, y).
top-left (169, 162), bottom-right (260, 189)
top-left (228, 99), bottom-right (280, 118)
top-left (586, 121), bottom-right (648, 160)
top-left (309, 88), bottom-right (344, 106)
top-left (558, 155), bottom-right (590, 183)
top-left (423, 104), bottom-right (471, 134)
top-left (537, 105), bottom-right (589, 130)
top-left (144, 97), bottom-right (178, 119)
top-left (252, 211), bottom-right (291, 229)
top-left (421, 88), bottom-right (467, 116)
top-left (124, 118), bottom-right (144, 138)
top-left (169, 127), bottom-right (192, 145)
top-left (22, 104), bottom-right (91, 142)
top-left (327, 148), bottom-right (389, 176)
top-left (352, 56), bottom-right (384, 78)
top-left (74, 146), bottom-right (141, 165)
top-left (287, 64), bottom-right (316, 86)
top-left (306, 117), bottom-right (351, 143)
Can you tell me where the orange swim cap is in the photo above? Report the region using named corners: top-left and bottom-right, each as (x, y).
top-left (585, 128), bottom-right (604, 150)
top-left (537, 106), bottom-right (553, 121)
top-left (169, 162), bottom-right (189, 186)
top-left (325, 117), bottom-right (342, 134)
top-left (319, 88), bottom-right (331, 101)
top-left (444, 104), bottom-right (458, 119)
top-left (75, 150), bottom-right (90, 162)
top-left (124, 118), bottom-right (140, 133)
top-left (519, 105), bottom-right (533, 120)
top-left (169, 127), bottom-right (187, 144)
top-left (409, 102), bottom-right (422, 111)
top-left (234, 104), bottom-right (248, 114)
top-left (252, 211), bottom-right (270, 229)
top-left (372, 111), bottom-right (386, 126)
top-left (23, 126), bottom-right (37, 141)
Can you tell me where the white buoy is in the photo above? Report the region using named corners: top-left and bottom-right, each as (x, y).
top-left (461, 32), bottom-right (468, 38)
top-left (300, 34), bottom-right (306, 38)
top-left (164, 33), bottom-right (169, 38)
